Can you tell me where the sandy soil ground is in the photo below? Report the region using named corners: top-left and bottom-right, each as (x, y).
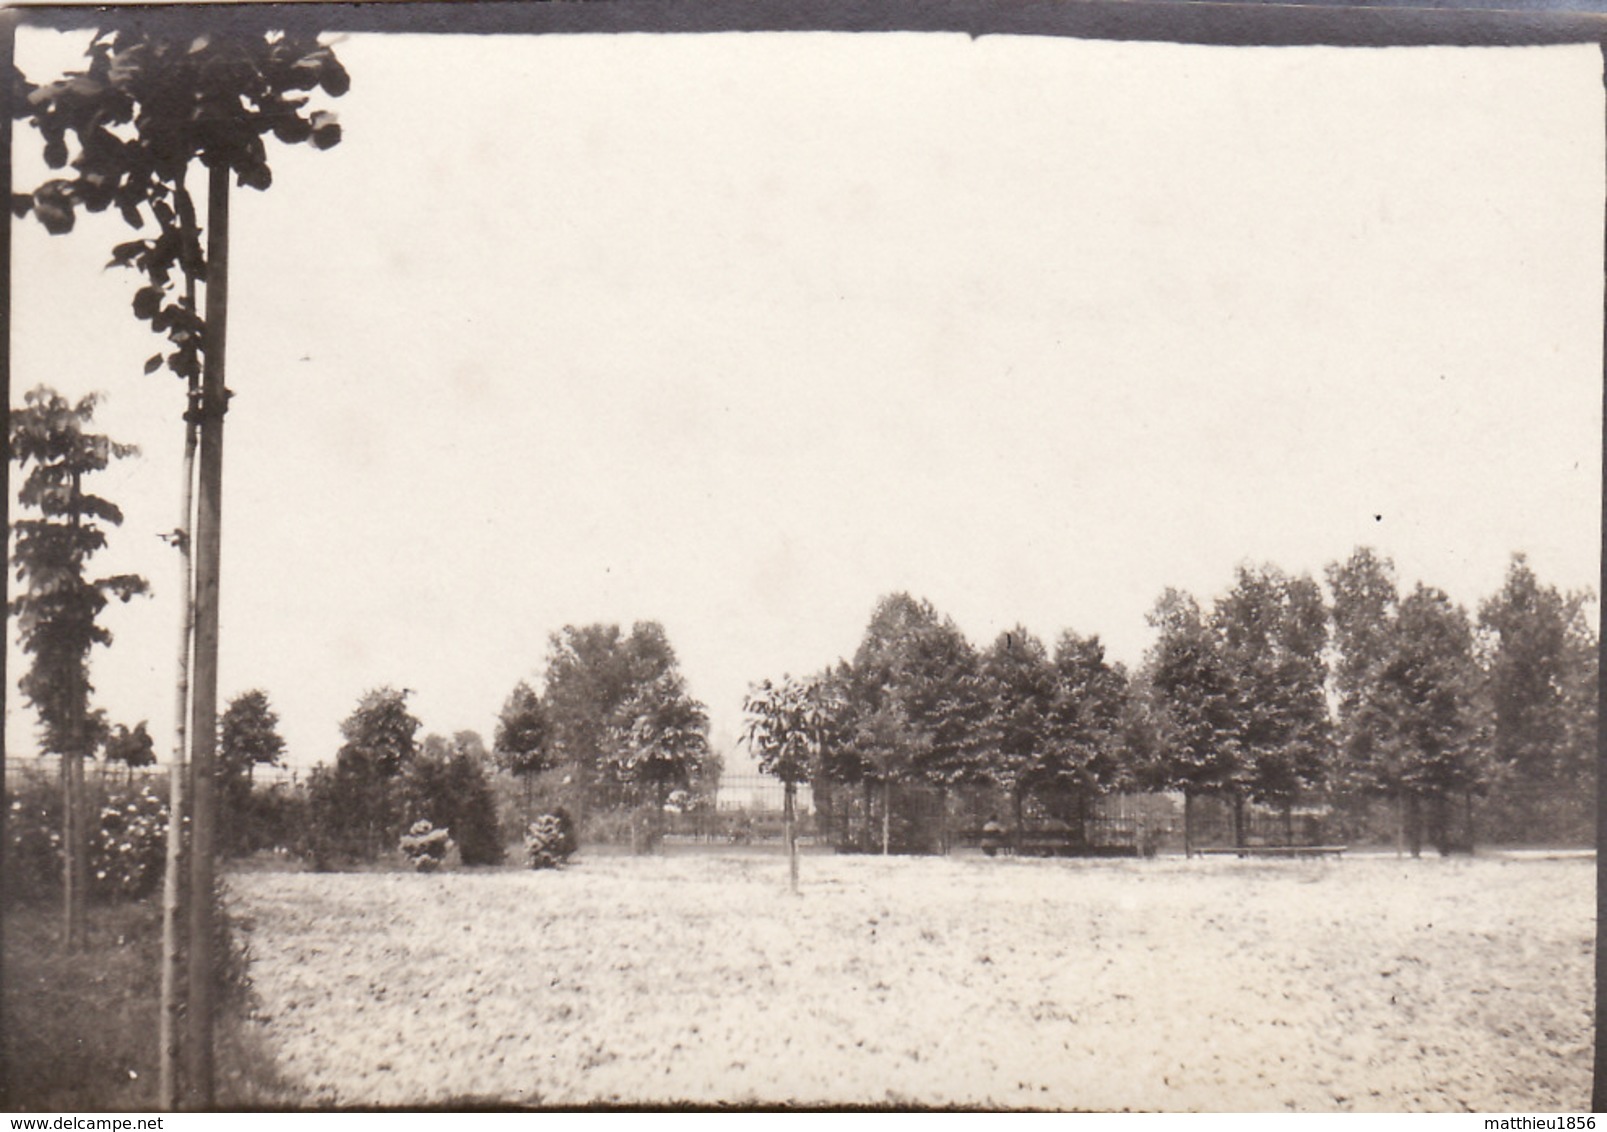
top-left (231, 852), bottom-right (1593, 1110)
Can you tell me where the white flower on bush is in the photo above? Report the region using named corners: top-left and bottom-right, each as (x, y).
top-left (398, 819), bottom-right (453, 872)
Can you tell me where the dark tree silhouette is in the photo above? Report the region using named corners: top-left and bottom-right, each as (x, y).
top-left (9, 386), bottom-right (148, 951)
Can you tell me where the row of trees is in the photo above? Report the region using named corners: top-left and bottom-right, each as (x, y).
top-left (490, 622), bottom-right (718, 848)
top-left (274, 622), bottom-right (719, 865)
top-left (302, 687), bottom-right (502, 866)
top-left (744, 549), bottom-right (1597, 857)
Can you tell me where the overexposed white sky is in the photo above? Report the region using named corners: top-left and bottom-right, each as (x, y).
top-left (9, 30), bottom-right (1603, 768)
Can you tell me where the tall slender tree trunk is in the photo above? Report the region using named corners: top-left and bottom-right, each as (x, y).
top-left (783, 781), bottom-right (798, 894)
top-left (186, 162), bottom-right (231, 1111)
top-left (160, 371), bottom-right (199, 1111)
top-left (655, 781), bottom-right (668, 853)
top-left (1465, 788), bottom-right (1476, 855)
top-left (1432, 793), bottom-right (1451, 856)
top-left (861, 778), bottom-right (871, 851)
top-left (63, 749), bottom-right (87, 951)
top-left (1183, 788), bottom-right (1194, 859)
top-left (1282, 800), bottom-right (1294, 848)
top-left (1406, 791), bottom-right (1423, 859)
top-left (64, 474), bottom-right (90, 953)
top-left (881, 778), bottom-right (891, 856)
top-left (1231, 791), bottom-right (1247, 853)
top-left (1012, 786), bottom-right (1025, 856)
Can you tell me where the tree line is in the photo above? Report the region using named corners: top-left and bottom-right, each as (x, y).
top-left (744, 550), bottom-right (1597, 857)
top-left (279, 621), bottom-right (720, 862)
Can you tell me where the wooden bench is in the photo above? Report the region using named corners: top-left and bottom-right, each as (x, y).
top-left (1194, 845), bottom-right (1347, 858)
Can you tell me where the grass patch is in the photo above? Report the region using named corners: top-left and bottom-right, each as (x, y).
top-left (3, 895), bottom-right (305, 1111)
top-left (233, 855), bottom-right (1593, 1110)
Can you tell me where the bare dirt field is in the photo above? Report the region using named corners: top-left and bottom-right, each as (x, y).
top-left (230, 852), bottom-right (1593, 1110)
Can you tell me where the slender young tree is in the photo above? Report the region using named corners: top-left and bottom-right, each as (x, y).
top-left (8, 386), bottom-right (148, 951)
top-left (14, 25), bottom-right (348, 1108)
top-left (745, 674), bottom-right (839, 891)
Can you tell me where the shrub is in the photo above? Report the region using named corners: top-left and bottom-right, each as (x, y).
top-left (239, 782), bottom-right (307, 857)
top-left (89, 782), bottom-right (168, 901)
top-left (5, 773), bottom-right (169, 905)
top-left (399, 819), bottom-right (452, 872)
top-left (400, 748), bottom-right (503, 866)
top-left (304, 763), bottom-right (397, 868)
top-left (524, 811), bottom-right (575, 869)
top-left (5, 786), bottom-right (63, 904)
top-left (444, 753), bottom-right (504, 866)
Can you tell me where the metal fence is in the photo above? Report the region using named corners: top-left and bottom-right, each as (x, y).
top-left (4, 754), bottom-right (305, 791)
top-left (713, 772), bottom-right (810, 814)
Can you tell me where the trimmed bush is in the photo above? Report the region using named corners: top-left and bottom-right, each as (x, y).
top-left (399, 819), bottom-right (452, 872)
top-left (524, 811), bottom-right (575, 869)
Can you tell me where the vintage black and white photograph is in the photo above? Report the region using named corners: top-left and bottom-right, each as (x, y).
top-left (2, 1), bottom-right (1600, 1113)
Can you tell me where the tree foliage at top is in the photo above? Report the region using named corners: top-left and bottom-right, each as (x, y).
top-left (1046, 631), bottom-right (1130, 801)
top-left (1326, 547), bottom-right (1402, 795)
top-left (1478, 553), bottom-right (1584, 785)
top-left (978, 626), bottom-right (1057, 806)
top-left (219, 688), bottom-right (285, 781)
top-left (1213, 564), bottom-right (1330, 811)
top-left (493, 680), bottom-right (550, 779)
top-left (1384, 586), bottom-right (1487, 800)
top-left (335, 686), bottom-right (420, 780)
top-left (841, 593), bottom-right (976, 790)
top-left (610, 670), bottom-right (710, 803)
top-left (9, 386), bottom-right (149, 759)
top-left (104, 720), bottom-right (156, 770)
top-left (13, 26), bottom-right (348, 383)
top-left (1327, 554), bottom-right (1493, 811)
top-left (1141, 587), bottom-right (1242, 801)
top-left (744, 674), bottom-right (840, 786)
top-left (540, 622), bottom-right (709, 815)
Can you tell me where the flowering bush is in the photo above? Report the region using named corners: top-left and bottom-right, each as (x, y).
top-left (90, 782), bottom-right (169, 900)
top-left (398, 819), bottom-right (452, 872)
top-left (6, 788), bottom-right (64, 903)
top-left (524, 811), bottom-right (576, 870)
top-left (5, 774), bottom-right (169, 904)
